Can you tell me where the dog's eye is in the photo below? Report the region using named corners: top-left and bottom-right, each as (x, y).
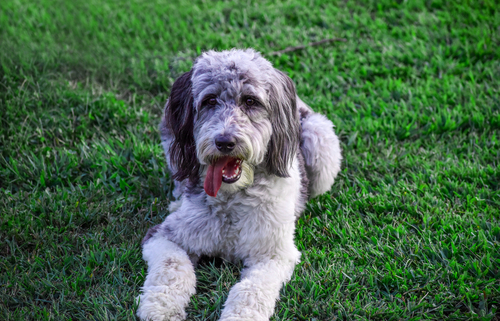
top-left (203, 97), bottom-right (217, 107)
top-left (245, 98), bottom-right (255, 106)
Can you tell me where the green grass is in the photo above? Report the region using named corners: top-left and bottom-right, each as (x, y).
top-left (1, 0), bottom-right (499, 320)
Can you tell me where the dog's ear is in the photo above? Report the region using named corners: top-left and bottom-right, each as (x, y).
top-left (265, 69), bottom-right (300, 177)
top-left (165, 70), bottom-right (200, 182)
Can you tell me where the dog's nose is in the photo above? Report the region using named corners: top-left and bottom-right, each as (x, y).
top-left (215, 135), bottom-right (236, 153)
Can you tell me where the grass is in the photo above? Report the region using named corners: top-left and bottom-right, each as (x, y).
top-left (1, 0), bottom-right (499, 320)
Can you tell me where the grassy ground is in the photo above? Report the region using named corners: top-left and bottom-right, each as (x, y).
top-left (1, 0), bottom-right (499, 320)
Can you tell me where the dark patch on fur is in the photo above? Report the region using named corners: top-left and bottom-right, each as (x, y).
top-left (299, 106), bottom-right (311, 121)
top-left (165, 70), bottom-right (200, 183)
top-left (228, 61), bottom-right (237, 70)
top-left (164, 258), bottom-right (175, 268)
top-left (266, 69), bottom-right (301, 177)
top-left (141, 224), bottom-right (162, 246)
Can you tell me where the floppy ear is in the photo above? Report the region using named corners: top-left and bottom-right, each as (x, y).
top-left (265, 69), bottom-right (301, 177)
top-left (164, 70), bottom-right (200, 182)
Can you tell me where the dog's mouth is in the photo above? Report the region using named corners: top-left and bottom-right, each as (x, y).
top-left (204, 156), bottom-right (243, 197)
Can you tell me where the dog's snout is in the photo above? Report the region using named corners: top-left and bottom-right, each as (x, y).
top-left (215, 135), bottom-right (236, 153)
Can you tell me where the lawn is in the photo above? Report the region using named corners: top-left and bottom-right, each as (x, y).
top-left (1, 0), bottom-right (499, 320)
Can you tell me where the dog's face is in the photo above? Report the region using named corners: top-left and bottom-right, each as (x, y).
top-left (165, 49), bottom-right (300, 197)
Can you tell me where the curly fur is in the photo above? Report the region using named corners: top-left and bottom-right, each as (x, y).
top-left (137, 49), bottom-right (342, 321)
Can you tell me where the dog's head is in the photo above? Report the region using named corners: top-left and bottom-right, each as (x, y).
top-left (165, 49), bottom-right (300, 197)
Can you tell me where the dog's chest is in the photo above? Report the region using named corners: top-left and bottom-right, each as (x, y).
top-left (208, 193), bottom-right (266, 254)
top-left (205, 175), bottom-right (299, 260)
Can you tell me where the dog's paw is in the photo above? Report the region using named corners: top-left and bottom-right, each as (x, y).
top-left (136, 289), bottom-right (187, 321)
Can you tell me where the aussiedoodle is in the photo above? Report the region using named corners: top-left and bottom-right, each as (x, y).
top-left (137, 49), bottom-right (342, 321)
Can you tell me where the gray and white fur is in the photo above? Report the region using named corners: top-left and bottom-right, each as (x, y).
top-left (137, 49), bottom-right (342, 321)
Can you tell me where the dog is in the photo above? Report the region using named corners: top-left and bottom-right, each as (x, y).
top-left (136, 49), bottom-right (342, 321)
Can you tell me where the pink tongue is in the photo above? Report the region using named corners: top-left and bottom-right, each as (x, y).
top-left (204, 156), bottom-right (231, 197)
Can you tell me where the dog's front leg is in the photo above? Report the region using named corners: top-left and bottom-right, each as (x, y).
top-left (219, 253), bottom-right (300, 321)
top-left (136, 232), bottom-right (196, 321)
